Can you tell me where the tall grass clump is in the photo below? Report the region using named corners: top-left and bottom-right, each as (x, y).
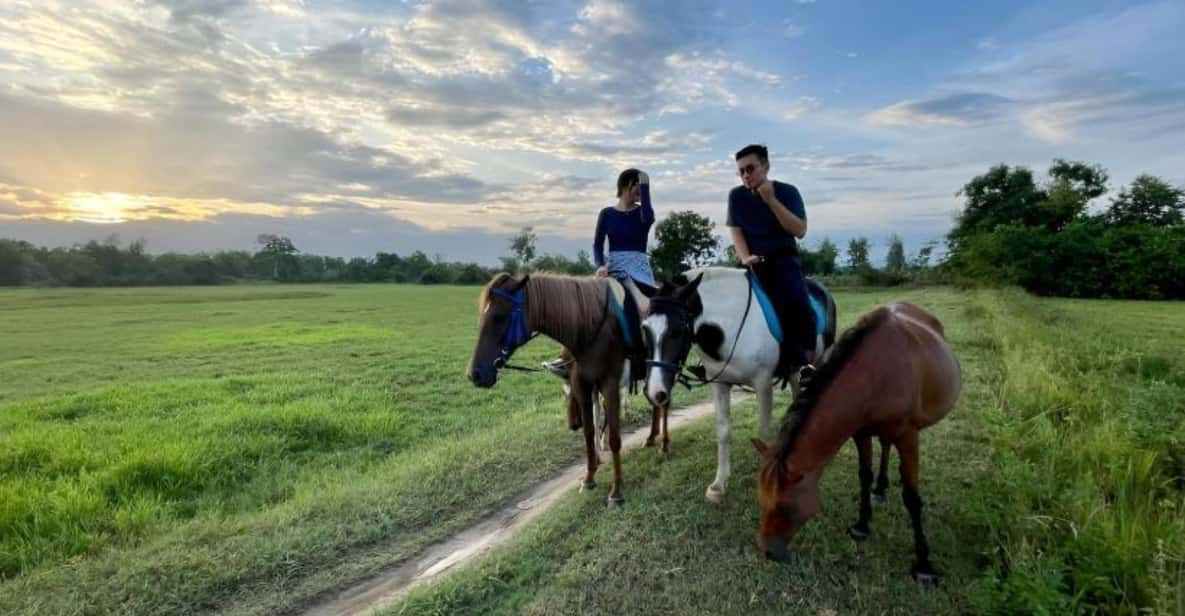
top-left (969, 290), bottom-right (1185, 614)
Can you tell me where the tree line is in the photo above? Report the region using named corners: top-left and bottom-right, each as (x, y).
top-left (0, 219), bottom-right (938, 288)
top-left (5, 159), bottom-right (1180, 298)
top-left (943, 160), bottom-right (1185, 299)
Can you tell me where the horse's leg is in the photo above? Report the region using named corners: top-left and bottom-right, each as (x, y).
top-left (617, 362), bottom-right (629, 452)
top-left (566, 374), bottom-right (582, 431)
top-left (873, 436), bottom-right (891, 501)
top-left (755, 376), bottom-right (774, 443)
top-left (848, 433), bottom-right (874, 542)
top-left (661, 402), bottom-right (670, 455)
top-left (592, 393), bottom-right (609, 452)
top-left (898, 430), bottom-right (940, 584)
top-left (602, 381), bottom-right (625, 507)
top-left (645, 402), bottom-right (660, 448)
top-left (575, 379), bottom-right (599, 491)
top-left (706, 383), bottom-right (732, 503)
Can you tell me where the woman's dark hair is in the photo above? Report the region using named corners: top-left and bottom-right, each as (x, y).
top-left (617, 168), bottom-right (641, 197)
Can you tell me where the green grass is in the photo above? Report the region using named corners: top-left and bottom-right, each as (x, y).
top-left (2, 285), bottom-right (1182, 615)
top-left (0, 284), bottom-right (705, 615)
top-left (390, 288), bottom-right (1185, 615)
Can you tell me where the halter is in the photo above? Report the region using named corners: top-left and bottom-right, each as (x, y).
top-left (489, 286), bottom-right (538, 370)
top-left (644, 296), bottom-right (697, 381)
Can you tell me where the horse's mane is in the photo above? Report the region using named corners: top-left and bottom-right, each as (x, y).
top-left (481, 272), bottom-right (613, 347)
top-left (773, 306), bottom-right (893, 464)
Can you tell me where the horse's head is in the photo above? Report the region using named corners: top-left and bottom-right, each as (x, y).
top-left (751, 438), bottom-right (821, 562)
top-left (642, 273), bottom-right (703, 407)
top-left (468, 272), bottom-right (530, 388)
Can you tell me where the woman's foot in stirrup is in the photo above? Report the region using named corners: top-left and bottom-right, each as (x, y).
top-left (542, 357), bottom-right (569, 380)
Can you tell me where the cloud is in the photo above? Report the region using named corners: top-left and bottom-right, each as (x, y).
top-left (784, 96), bottom-right (820, 120)
top-left (947, 1), bottom-right (1185, 144)
top-left (385, 105), bottom-right (510, 129)
top-left (867, 92), bottom-right (1014, 127)
top-left (576, 0), bottom-right (638, 36)
top-left (0, 207), bottom-right (590, 264)
top-left (0, 91), bottom-right (506, 206)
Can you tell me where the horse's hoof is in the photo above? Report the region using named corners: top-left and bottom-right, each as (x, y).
top-left (705, 485), bottom-right (725, 504)
top-left (580, 480), bottom-right (597, 492)
top-left (847, 525), bottom-right (871, 542)
top-left (644, 437), bottom-right (656, 448)
top-left (607, 496), bottom-right (625, 508)
top-left (911, 565), bottom-right (942, 586)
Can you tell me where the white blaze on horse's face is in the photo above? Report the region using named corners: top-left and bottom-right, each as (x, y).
top-left (644, 314), bottom-right (669, 405)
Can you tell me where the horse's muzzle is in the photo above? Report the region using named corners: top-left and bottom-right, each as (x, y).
top-left (762, 536), bottom-right (789, 562)
top-left (469, 366), bottom-right (497, 389)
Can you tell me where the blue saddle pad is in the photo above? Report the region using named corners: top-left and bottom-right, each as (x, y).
top-left (746, 272), bottom-right (827, 344)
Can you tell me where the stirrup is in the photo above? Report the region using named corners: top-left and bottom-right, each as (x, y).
top-left (542, 358), bottom-right (570, 380)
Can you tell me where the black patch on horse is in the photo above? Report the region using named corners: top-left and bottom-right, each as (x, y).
top-left (695, 323), bottom-right (725, 361)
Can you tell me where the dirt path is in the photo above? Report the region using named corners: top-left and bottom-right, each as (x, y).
top-left (300, 397), bottom-right (728, 616)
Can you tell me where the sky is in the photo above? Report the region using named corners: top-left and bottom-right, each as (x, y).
top-left (2, 0), bottom-right (1184, 265)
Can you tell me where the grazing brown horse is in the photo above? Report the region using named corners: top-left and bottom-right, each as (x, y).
top-left (752, 302), bottom-right (961, 583)
top-left (468, 272), bottom-right (641, 506)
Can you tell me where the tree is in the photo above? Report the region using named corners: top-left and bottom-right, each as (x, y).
top-left (0, 240), bottom-right (27, 286)
top-left (508, 227), bottom-right (537, 270)
top-left (846, 237), bottom-right (871, 272)
top-left (1104, 175), bottom-right (1184, 227)
top-left (650, 211), bottom-right (720, 281)
top-left (885, 234), bottom-right (906, 272)
top-left (256, 234), bottom-right (298, 280)
top-left (948, 164), bottom-right (1046, 248)
top-left (1048, 159), bottom-right (1109, 203)
top-left (910, 241), bottom-right (938, 270)
top-left (716, 244), bottom-right (741, 267)
top-left (815, 238), bottom-right (839, 275)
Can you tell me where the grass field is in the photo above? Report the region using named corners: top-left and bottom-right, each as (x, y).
top-left (1, 285), bottom-right (1182, 615)
top-left (390, 288), bottom-right (1185, 615)
top-left (0, 285), bottom-right (705, 615)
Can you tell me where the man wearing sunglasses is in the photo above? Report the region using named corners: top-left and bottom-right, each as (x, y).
top-left (726, 144), bottom-right (816, 383)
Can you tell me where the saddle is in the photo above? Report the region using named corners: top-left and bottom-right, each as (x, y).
top-left (745, 271), bottom-right (828, 343)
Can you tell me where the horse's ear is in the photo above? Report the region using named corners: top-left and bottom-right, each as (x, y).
top-left (751, 437), bottom-right (770, 458)
top-left (513, 274), bottom-right (530, 291)
top-left (675, 272), bottom-right (704, 301)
